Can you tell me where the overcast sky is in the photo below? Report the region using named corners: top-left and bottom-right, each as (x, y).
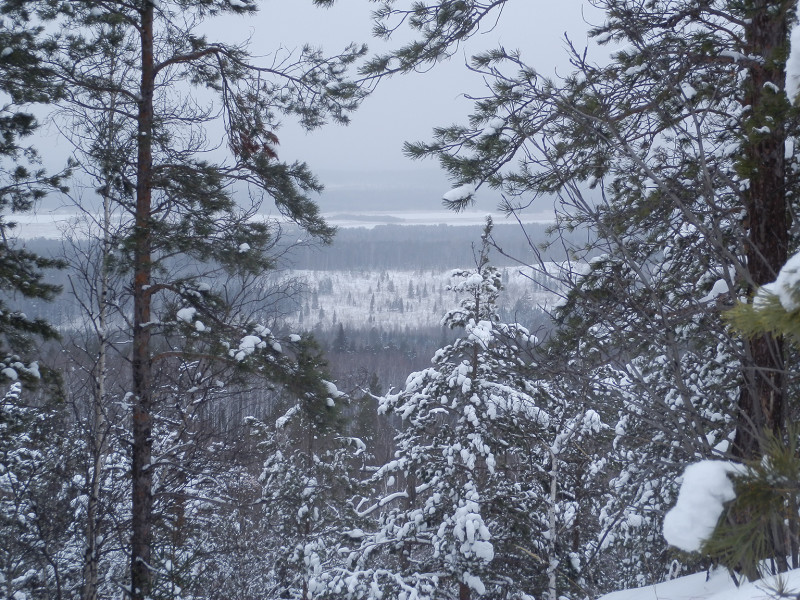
top-left (34, 1), bottom-right (604, 217)
top-left (238, 0), bottom-right (603, 213)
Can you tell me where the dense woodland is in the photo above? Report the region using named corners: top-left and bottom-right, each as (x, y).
top-left (3, 1), bottom-right (800, 600)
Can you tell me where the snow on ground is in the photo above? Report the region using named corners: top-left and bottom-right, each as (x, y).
top-left (599, 567), bottom-right (800, 600)
top-left (323, 210), bottom-right (554, 229)
top-left (276, 267), bottom-right (559, 332)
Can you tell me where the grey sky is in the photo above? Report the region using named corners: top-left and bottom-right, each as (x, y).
top-left (34, 1), bottom-right (602, 217)
top-left (220, 0), bottom-right (602, 212)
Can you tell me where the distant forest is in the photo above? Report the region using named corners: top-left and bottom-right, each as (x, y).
top-left (21, 221), bottom-right (578, 276)
top-left (16, 224), bottom-right (564, 391)
top-left (283, 222), bottom-right (582, 271)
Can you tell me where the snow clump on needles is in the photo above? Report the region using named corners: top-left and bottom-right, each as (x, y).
top-left (663, 460), bottom-right (745, 552)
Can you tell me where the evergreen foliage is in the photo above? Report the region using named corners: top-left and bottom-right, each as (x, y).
top-left (339, 219), bottom-right (560, 600)
top-left (702, 430), bottom-right (800, 581)
top-left (0, 1), bottom-right (371, 597)
top-left (363, 0), bottom-right (800, 587)
top-left (0, 3), bottom-right (68, 383)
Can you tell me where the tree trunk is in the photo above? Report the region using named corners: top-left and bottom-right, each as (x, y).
top-left (459, 582), bottom-right (471, 600)
top-left (547, 450), bottom-right (558, 600)
top-left (733, 0), bottom-right (790, 460)
top-left (131, 3), bottom-right (155, 599)
top-left (82, 198), bottom-right (110, 600)
top-left (83, 47), bottom-right (118, 600)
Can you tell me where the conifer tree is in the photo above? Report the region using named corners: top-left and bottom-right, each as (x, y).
top-left (341, 219), bottom-right (554, 600)
top-left (2, 2), bottom-right (370, 598)
top-left (250, 338), bottom-right (366, 600)
top-left (363, 0), bottom-right (800, 583)
top-left (0, 4), bottom-right (67, 382)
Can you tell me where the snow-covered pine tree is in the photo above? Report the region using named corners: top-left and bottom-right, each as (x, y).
top-left (339, 219), bottom-right (553, 600)
top-left (361, 0), bottom-right (800, 588)
top-left (0, 14), bottom-right (84, 599)
top-left (250, 337), bottom-right (367, 600)
top-left (1, 1), bottom-right (370, 597)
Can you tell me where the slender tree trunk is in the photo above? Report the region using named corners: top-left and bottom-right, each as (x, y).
top-left (83, 155), bottom-right (113, 600)
top-left (459, 582), bottom-right (471, 600)
top-left (131, 3), bottom-right (155, 599)
top-left (733, 0), bottom-right (790, 460)
top-left (83, 48), bottom-right (118, 600)
top-left (546, 450), bottom-right (558, 600)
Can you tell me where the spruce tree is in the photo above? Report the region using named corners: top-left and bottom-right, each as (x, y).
top-left (0, 4), bottom-right (67, 383)
top-left (341, 219), bottom-right (554, 600)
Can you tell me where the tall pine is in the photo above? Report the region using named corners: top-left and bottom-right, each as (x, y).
top-left (3, 1), bottom-right (369, 598)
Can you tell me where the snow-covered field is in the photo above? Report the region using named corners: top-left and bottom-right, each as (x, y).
top-left (322, 210), bottom-right (555, 229)
top-left (275, 266), bottom-right (560, 332)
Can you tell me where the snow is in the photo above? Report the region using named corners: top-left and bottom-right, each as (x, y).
top-left (787, 0), bottom-right (800, 103)
top-left (463, 572), bottom-right (486, 595)
top-left (599, 568), bottom-right (800, 600)
top-left (231, 335), bottom-right (267, 361)
top-left (323, 380), bottom-right (343, 399)
top-left (275, 405), bottom-right (299, 429)
top-left (700, 278), bottom-right (729, 303)
top-left (480, 117), bottom-right (505, 136)
top-left (442, 184), bottom-right (475, 204)
top-left (720, 50), bottom-right (763, 65)
top-left (344, 528), bottom-right (365, 539)
top-left (768, 251), bottom-right (800, 312)
top-left (662, 460), bottom-right (743, 553)
top-left (238, 242), bottom-right (251, 253)
top-left (1, 48), bottom-right (12, 58)
top-left (680, 82), bottom-right (697, 99)
top-left (176, 307), bottom-right (196, 322)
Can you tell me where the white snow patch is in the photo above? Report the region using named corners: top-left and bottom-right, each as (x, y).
top-left (443, 184), bottom-right (475, 204)
top-left (600, 567), bottom-right (800, 600)
top-left (757, 251), bottom-right (800, 312)
top-left (176, 307), bottom-right (196, 323)
top-left (680, 82), bottom-right (697, 99)
top-left (323, 380), bottom-right (343, 398)
top-left (663, 460), bottom-right (744, 552)
top-left (463, 573), bottom-right (486, 595)
top-left (788, 0), bottom-right (800, 104)
top-left (700, 278), bottom-right (729, 303)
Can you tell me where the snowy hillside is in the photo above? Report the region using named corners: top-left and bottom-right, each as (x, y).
top-left (599, 568), bottom-right (800, 600)
top-left (275, 265), bottom-right (561, 333)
